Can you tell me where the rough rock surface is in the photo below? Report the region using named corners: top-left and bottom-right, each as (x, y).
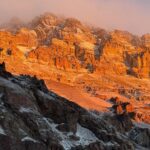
top-left (0, 13), bottom-right (150, 124)
top-left (0, 14), bottom-right (149, 79)
top-left (0, 63), bottom-right (150, 150)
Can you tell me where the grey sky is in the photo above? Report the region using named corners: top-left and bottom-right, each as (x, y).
top-left (0, 0), bottom-right (150, 35)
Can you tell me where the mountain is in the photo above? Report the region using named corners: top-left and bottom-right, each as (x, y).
top-left (0, 13), bottom-right (150, 143)
top-left (0, 62), bottom-right (150, 150)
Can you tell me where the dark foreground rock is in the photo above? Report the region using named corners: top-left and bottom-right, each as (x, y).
top-left (129, 126), bottom-right (150, 148)
top-left (0, 63), bottom-right (149, 150)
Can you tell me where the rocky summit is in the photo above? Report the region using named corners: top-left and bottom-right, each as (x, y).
top-left (0, 13), bottom-right (150, 149)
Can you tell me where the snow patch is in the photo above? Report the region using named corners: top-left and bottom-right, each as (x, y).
top-left (76, 124), bottom-right (98, 145)
top-left (18, 128), bottom-right (28, 137)
top-left (104, 141), bottom-right (118, 147)
top-left (21, 136), bottom-right (39, 143)
top-left (19, 107), bottom-right (39, 115)
top-left (0, 126), bottom-right (6, 135)
top-left (43, 117), bottom-right (98, 150)
top-left (60, 124), bottom-right (99, 150)
top-left (38, 90), bottom-right (55, 101)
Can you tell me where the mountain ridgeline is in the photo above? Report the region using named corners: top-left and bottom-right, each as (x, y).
top-left (0, 13), bottom-right (150, 150)
top-left (0, 13), bottom-right (150, 80)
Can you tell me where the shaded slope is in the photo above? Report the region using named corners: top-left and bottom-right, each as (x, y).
top-left (0, 63), bottom-right (150, 150)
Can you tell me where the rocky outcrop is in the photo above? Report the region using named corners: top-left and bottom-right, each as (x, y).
top-left (0, 13), bottom-right (150, 136)
top-left (134, 112), bottom-right (150, 124)
top-left (1, 63), bottom-right (149, 149)
top-left (0, 13), bottom-right (150, 80)
top-left (0, 62), bottom-right (12, 78)
top-left (15, 28), bottom-right (38, 48)
top-left (125, 50), bottom-right (150, 78)
top-left (129, 126), bottom-right (150, 148)
top-left (142, 34), bottom-right (150, 48)
top-left (112, 102), bottom-right (134, 115)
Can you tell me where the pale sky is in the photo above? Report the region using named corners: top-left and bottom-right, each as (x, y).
top-left (0, 0), bottom-right (150, 35)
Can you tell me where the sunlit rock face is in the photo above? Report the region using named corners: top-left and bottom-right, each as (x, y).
top-left (125, 50), bottom-right (150, 78)
top-left (142, 34), bottom-right (150, 48)
top-left (0, 13), bottom-right (150, 126)
top-left (0, 14), bottom-right (149, 79)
